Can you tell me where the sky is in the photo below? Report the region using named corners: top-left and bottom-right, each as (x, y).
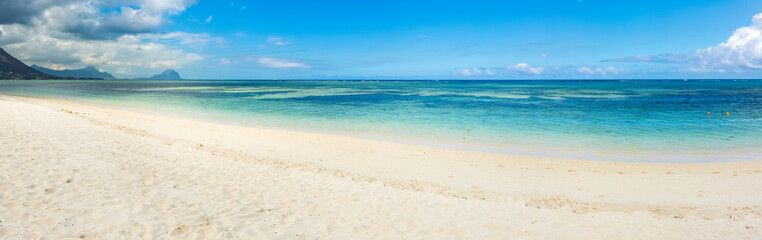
top-left (1, 0), bottom-right (761, 79)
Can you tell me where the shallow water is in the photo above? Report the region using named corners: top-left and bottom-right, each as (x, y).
top-left (1, 79), bottom-right (760, 163)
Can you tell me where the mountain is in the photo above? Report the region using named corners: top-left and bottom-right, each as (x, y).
top-left (140, 69), bottom-right (182, 80)
top-left (0, 47), bottom-right (54, 80)
top-left (31, 65), bottom-right (115, 79)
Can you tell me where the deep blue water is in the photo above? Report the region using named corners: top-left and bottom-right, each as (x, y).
top-left (1, 79), bottom-right (760, 163)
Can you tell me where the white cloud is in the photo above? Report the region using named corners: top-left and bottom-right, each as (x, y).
top-left (3, 32), bottom-right (202, 73)
top-left (205, 15), bottom-right (213, 23)
top-left (507, 63), bottom-right (543, 75)
top-left (452, 64), bottom-right (627, 77)
top-left (578, 66), bottom-right (620, 75)
top-left (456, 68), bottom-right (494, 76)
top-left (692, 13), bottom-right (762, 71)
top-left (455, 64), bottom-right (545, 77)
top-left (605, 13), bottom-right (762, 73)
top-left (36, 0), bottom-right (199, 39)
top-left (458, 68), bottom-right (478, 76)
top-left (257, 57), bottom-right (310, 68)
top-left (0, 0), bottom-right (78, 25)
top-left (267, 36), bottom-right (288, 46)
top-left (219, 58), bottom-right (231, 65)
top-left (0, 0), bottom-right (205, 77)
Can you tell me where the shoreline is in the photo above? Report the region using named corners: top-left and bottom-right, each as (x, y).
top-left (5, 92), bottom-right (757, 164)
top-left (8, 93), bottom-right (762, 204)
top-left (2, 93), bottom-right (762, 238)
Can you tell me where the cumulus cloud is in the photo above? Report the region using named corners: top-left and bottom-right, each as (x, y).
top-left (692, 13), bottom-right (762, 71)
top-left (0, 0), bottom-right (76, 25)
top-left (578, 66), bottom-right (620, 75)
top-left (40, 0), bottom-right (199, 39)
top-left (604, 13), bottom-right (762, 72)
top-left (507, 63), bottom-right (543, 75)
top-left (3, 32), bottom-right (202, 73)
top-left (257, 57), bottom-right (310, 68)
top-left (0, 0), bottom-right (204, 77)
top-left (0, 0), bottom-right (199, 39)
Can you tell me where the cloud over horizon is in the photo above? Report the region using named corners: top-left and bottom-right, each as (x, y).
top-left (456, 68), bottom-right (494, 76)
top-left (0, 0), bottom-right (204, 77)
top-left (692, 13), bottom-right (762, 71)
top-left (578, 66), bottom-right (621, 75)
top-left (452, 64), bottom-right (623, 78)
top-left (257, 57), bottom-right (310, 68)
top-left (507, 63), bottom-right (544, 75)
top-left (603, 13), bottom-right (762, 73)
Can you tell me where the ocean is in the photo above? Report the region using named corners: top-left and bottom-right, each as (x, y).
top-left (1, 79), bottom-right (760, 163)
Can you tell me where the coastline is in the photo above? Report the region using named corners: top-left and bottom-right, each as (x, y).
top-left (2, 79), bottom-right (760, 164)
top-left (2, 93), bottom-right (761, 239)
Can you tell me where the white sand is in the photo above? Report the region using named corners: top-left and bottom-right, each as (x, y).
top-left (1, 94), bottom-right (761, 239)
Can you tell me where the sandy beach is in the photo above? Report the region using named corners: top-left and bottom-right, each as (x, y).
top-left (1, 93), bottom-right (761, 239)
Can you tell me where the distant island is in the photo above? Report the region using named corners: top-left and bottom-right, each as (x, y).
top-left (138, 69), bottom-right (182, 80)
top-left (31, 65), bottom-right (115, 79)
top-left (1, 47), bottom-right (182, 80)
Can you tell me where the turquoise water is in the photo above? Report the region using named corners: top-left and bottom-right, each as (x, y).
top-left (1, 80), bottom-right (760, 163)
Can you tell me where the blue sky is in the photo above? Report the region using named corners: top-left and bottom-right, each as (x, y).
top-left (1, 0), bottom-right (761, 79)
